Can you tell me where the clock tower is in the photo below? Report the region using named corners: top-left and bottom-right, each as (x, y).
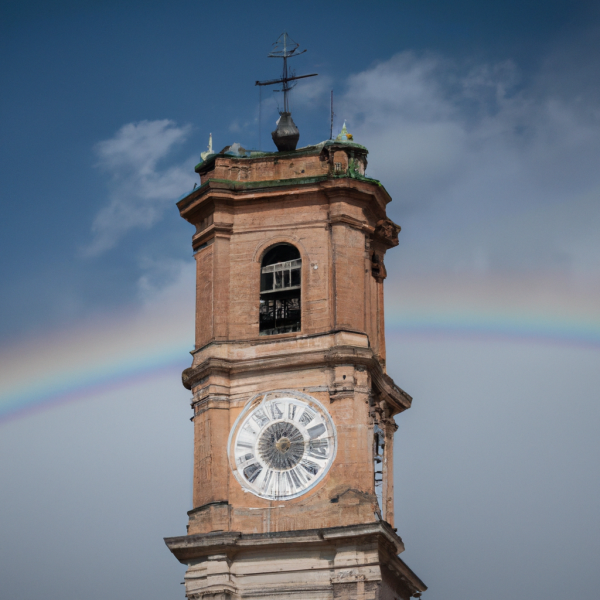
top-left (164, 34), bottom-right (425, 600)
top-left (164, 122), bottom-right (427, 598)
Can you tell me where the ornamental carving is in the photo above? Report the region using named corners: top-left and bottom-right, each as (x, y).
top-left (374, 218), bottom-right (401, 247)
top-left (371, 252), bottom-right (387, 280)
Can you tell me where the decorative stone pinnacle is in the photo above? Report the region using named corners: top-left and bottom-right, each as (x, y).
top-left (200, 133), bottom-right (213, 161)
top-left (335, 121), bottom-right (354, 142)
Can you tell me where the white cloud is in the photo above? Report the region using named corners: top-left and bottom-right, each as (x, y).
top-left (338, 52), bottom-right (600, 277)
top-left (87, 58), bottom-right (600, 280)
top-left (136, 256), bottom-right (196, 308)
top-left (289, 74), bottom-right (333, 108)
top-left (85, 120), bottom-right (197, 256)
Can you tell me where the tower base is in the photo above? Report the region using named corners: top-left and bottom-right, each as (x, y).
top-left (165, 522), bottom-right (426, 600)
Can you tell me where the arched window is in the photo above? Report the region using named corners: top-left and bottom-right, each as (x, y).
top-left (259, 244), bottom-right (301, 335)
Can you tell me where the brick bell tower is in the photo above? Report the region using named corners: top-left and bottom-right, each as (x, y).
top-left (165, 34), bottom-right (426, 600)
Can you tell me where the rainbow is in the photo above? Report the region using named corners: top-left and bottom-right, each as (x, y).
top-left (385, 274), bottom-right (600, 349)
top-left (0, 299), bottom-right (194, 424)
top-left (1, 275), bottom-right (598, 423)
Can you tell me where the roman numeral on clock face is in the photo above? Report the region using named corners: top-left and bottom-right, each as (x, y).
top-left (308, 438), bottom-right (328, 459)
top-left (289, 467), bottom-right (302, 489)
top-left (243, 463), bottom-right (262, 483)
top-left (307, 423), bottom-right (326, 439)
top-left (299, 407), bottom-right (315, 426)
top-left (237, 452), bottom-right (255, 465)
top-left (252, 409), bottom-right (270, 428)
top-left (261, 469), bottom-right (273, 493)
top-left (268, 402), bottom-right (284, 420)
top-left (300, 459), bottom-right (319, 477)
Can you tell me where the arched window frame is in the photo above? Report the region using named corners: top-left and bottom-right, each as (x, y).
top-left (259, 243), bottom-right (302, 336)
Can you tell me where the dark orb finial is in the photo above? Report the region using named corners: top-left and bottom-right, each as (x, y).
top-left (272, 112), bottom-right (299, 152)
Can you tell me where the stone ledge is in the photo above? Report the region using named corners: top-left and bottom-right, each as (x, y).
top-left (178, 176), bottom-right (391, 226)
top-left (165, 521), bottom-right (403, 561)
top-left (181, 331), bottom-right (412, 412)
top-left (165, 522), bottom-right (427, 599)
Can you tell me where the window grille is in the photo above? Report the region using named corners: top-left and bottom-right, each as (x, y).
top-left (260, 245), bottom-right (301, 336)
top-left (260, 259), bottom-right (301, 293)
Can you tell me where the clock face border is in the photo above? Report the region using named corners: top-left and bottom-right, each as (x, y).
top-left (227, 389), bottom-right (337, 501)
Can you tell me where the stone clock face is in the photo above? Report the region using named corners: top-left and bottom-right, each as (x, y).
top-left (228, 392), bottom-right (337, 500)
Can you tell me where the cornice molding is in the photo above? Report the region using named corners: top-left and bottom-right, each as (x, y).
top-left (178, 176), bottom-right (390, 225)
top-left (164, 520), bottom-right (427, 599)
top-left (181, 340), bottom-right (412, 413)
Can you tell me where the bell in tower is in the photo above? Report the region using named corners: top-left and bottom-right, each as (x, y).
top-left (164, 35), bottom-right (427, 600)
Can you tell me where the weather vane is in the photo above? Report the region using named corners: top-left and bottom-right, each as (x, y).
top-left (256, 33), bottom-right (318, 152)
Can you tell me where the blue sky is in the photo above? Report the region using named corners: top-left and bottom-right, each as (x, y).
top-left (1, 2), bottom-right (600, 600)
top-left (2, 0), bottom-right (598, 339)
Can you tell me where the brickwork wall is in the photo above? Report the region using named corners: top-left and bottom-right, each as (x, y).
top-left (193, 406), bottom-right (230, 508)
top-left (195, 244), bottom-right (213, 348)
top-left (200, 153), bottom-right (329, 185)
top-left (331, 222), bottom-right (367, 331)
top-left (225, 192), bottom-right (331, 339)
top-left (183, 148), bottom-right (402, 536)
top-left (193, 193), bottom-right (388, 346)
top-left (187, 362), bottom-right (383, 535)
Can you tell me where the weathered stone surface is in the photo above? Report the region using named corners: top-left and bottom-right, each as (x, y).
top-left (165, 523), bottom-right (425, 600)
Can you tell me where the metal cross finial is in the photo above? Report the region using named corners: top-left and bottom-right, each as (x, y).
top-left (255, 32), bottom-right (318, 114)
